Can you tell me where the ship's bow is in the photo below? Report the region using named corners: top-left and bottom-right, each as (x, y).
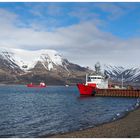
top-left (77, 83), bottom-right (95, 96)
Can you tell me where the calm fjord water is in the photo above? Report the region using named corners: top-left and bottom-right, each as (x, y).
top-left (0, 85), bottom-right (138, 137)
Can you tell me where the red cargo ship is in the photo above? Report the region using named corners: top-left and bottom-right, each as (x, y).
top-left (77, 63), bottom-right (140, 98)
top-left (77, 74), bottom-right (108, 95)
top-left (77, 63), bottom-right (124, 95)
top-left (77, 62), bottom-right (109, 96)
top-left (27, 82), bottom-right (46, 88)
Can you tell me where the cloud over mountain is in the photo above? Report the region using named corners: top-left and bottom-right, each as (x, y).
top-left (0, 3), bottom-right (140, 68)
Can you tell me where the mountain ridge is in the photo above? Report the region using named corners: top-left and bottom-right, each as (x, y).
top-left (0, 48), bottom-right (93, 85)
top-left (0, 48), bottom-right (140, 86)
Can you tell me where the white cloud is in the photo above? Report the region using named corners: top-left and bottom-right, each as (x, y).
top-left (0, 8), bottom-right (17, 23)
top-left (0, 8), bottom-right (140, 69)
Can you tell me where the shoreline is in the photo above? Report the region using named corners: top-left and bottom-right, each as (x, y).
top-left (42, 106), bottom-right (140, 138)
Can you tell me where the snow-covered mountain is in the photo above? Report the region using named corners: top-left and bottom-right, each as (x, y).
top-left (0, 48), bottom-right (92, 84)
top-left (104, 65), bottom-right (140, 84)
top-left (0, 48), bottom-right (70, 71)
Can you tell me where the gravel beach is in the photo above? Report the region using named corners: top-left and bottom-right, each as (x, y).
top-left (44, 107), bottom-right (140, 138)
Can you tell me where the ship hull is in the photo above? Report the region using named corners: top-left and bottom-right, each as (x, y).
top-left (77, 83), bottom-right (96, 95)
top-left (77, 84), bottom-right (140, 97)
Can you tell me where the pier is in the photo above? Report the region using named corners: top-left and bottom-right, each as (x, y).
top-left (95, 89), bottom-right (140, 98)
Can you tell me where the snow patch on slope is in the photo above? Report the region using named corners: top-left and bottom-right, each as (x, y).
top-left (103, 64), bottom-right (140, 83)
top-left (0, 47), bottom-right (64, 71)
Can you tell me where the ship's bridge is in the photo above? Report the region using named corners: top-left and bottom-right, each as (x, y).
top-left (87, 75), bottom-right (103, 83)
top-left (87, 75), bottom-right (108, 89)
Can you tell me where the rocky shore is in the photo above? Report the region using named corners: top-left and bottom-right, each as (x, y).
top-left (44, 107), bottom-right (140, 138)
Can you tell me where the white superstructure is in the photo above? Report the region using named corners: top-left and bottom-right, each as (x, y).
top-left (86, 62), bottom-right (109, 89)
top-left (86, 75), bottom-right (108, 89)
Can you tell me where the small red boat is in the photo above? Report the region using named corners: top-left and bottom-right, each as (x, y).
top-left (27, 82), bottom-right (46, 88)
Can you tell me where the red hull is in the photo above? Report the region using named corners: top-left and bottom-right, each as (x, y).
top-left (77, 83), bottom-right (96, 95)
top-left (27, 84), bottom-right (46, 88)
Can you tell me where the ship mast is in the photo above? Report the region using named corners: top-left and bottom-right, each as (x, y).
top-left (86, 73), bottom-right (88, 85)
top-left (95, 62), bottom-right (101, 74)
top-left (121, 74), bottom-right (123, 89)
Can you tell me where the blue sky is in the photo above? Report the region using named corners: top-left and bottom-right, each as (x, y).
top-left (0, 2), bottom-right (140, 67)
top-left (0, 2), bottom-right (139, 38)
